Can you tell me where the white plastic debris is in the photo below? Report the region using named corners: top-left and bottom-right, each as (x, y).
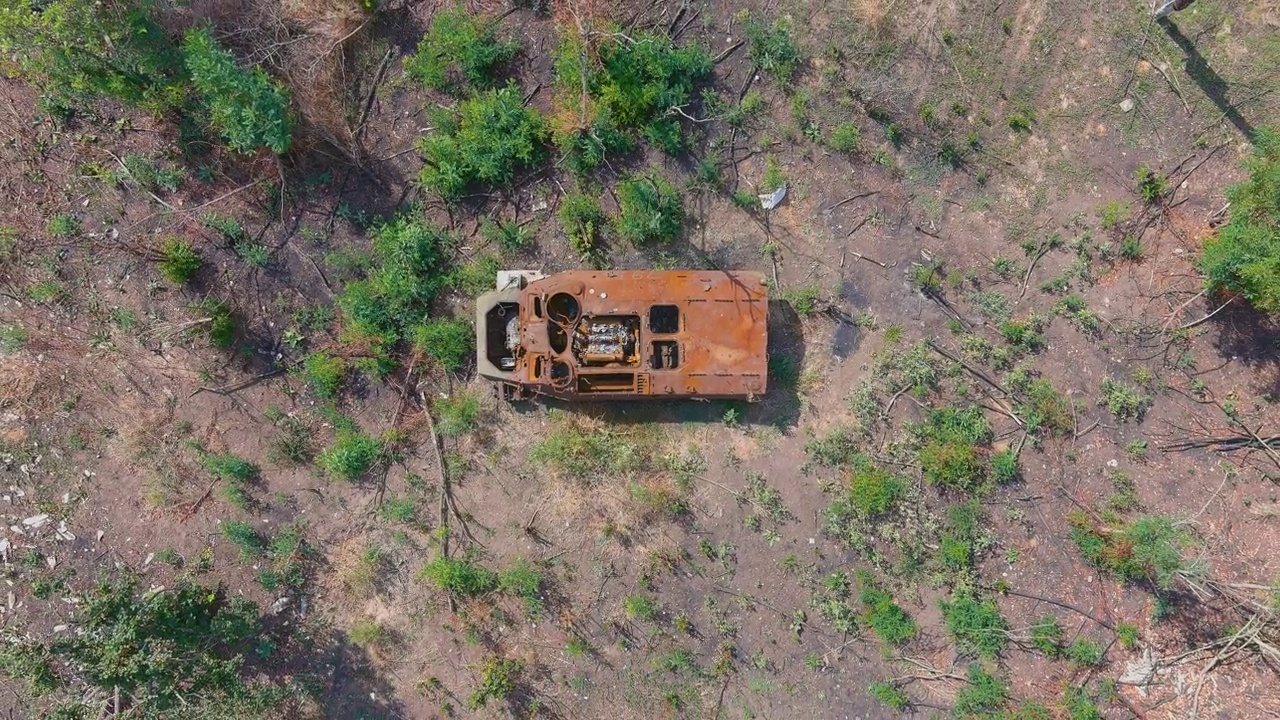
top-left (759, 184), bottom-right (787, 211)
top-left (55, 522), bottom-right (74, 542)
top-left (1120, 98), bottom-right (1135, 113)
top-left (271, 597), bottom-right (290, 615)
top-left (23, 514), bottom-right (49, 529)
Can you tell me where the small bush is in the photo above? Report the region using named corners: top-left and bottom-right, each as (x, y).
top-left (1100, 199), bottom-right (1129, 229)
top-left (559, 192), bottom-right (607, 259)
top-left (46, 213), bottom-right (79, 238)
top-left (158, 238), bottom-right (202, 284)
top-left (436, 391), bottom-right (481, 438)
top-left (940, 594), bottom-right (1008, 659)
top-left (614, 172), bottom-right (683, 245)
top-left (1136, 165), bottom-right (1168, 203)
top-left (222, 520), bottom-right (264, 560)
top-left (1008, 113), bottom-right (1033, 132)
top-left (483, 218), bottom-right (534, 254)
top-left (197, 298), bottom-right (235, 348)
top-left (857, 570), bottom-right (918, 645)
top-left (847, 459), bottom-right (905, 516)
top-left (1117, 622), bottom-right (1140, 649)
top-left (920, 442), bottom-right (985, 493)
top-left (1029, 615), bottom-right (1064, 656)
top-left (349, 618), bottom-right (388, 649)
top-left (624, 593), bottom-right (658, 621)
top-left (529, 411), bottom-right (646, 479)
top-left (1199, 127), bottom-right (1280, 313)
top-left (499, 559), bottom-right (544, 616)
top-left (405, 9), bottom-right (518, 93)
top-left (744, 14), bottom-right (801, 82)
top-left (953, 664), bottom-right (1009, 715)
top-left (412, 318), bottom-right (473, 372)
top-left (421, 555), bottom-right (498, 595)
top-left (1098, 377), bottom-right (1151, 421)
top-left (782, 285), bottom-right (824, 316)
top-left (1068, 513), bottom-right (1191, 590)
top-left (298, 352), bottom-right (346, 399)
top-left (1065, 637), bottom-right (1104, 667)
top-left (201, 212), bottom-right (246, 243)
top-left (990, 448), bottom-right (1019, 483)
top-left (418, 84), bottom-right (547, 202)
top-left (828, 122), bottom-right (861, 154)
top-left (868, 680), bottom-right (909, 710)
top-left (317, 430), bottom-right (383, 481)
top-left (183, 29), bottom-right (292, 154)
top-left (469, 656), bottom-right (523, 711)
top-left (199, 451), bottom-right (258, 482)
top-left (1021, 378), bottom-right (1074, 438)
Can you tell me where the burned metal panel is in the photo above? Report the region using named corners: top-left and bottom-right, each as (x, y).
top-left (477, 270), bottom-right (769, 401)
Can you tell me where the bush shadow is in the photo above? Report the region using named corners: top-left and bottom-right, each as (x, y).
top-left (1205, 300), bottom-right (1279, 398)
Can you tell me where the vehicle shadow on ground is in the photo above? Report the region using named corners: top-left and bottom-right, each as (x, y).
top-left (1158, 18), bottom-right (1257, 140)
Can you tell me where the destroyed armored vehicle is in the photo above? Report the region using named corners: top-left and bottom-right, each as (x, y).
top-left (475, 270), bottom-right (769, 401)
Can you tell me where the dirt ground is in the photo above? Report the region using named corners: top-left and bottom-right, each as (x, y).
top-left (1, 0), bottom-right (1278, 718)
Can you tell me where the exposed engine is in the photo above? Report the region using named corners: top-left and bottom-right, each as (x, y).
top-left (500, 314), bottom-right (520, 369)
top-left (573, 316), bottom-right (639, 366)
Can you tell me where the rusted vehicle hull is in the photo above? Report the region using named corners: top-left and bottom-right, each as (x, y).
top-left (476, 270), bottom-right (769, 401)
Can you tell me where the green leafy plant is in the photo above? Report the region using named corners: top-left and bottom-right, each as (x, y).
top-left (158, 237), bottom-right (202, 284)
top-left (1099, 377), bottom-right (1152, 422)
top-left (183, 29), bottom-right (292, 154)
top-left (1068, 512), bottom-right (1193, 590)
top-left (868, 680), bottom-right (909, 710)
top-left (939, 594), bottom-right (1008, 659)
top-left (782, 285), bottom-right (825, 316)
top-left (559, 191), bottom-right (607, 259)
top-left (404, 8), bottom-right (518, 93)
top-left (420, 555), bottom-right (498, 596)
top-left (298, 352), bottom-right (346, 399)
top-left (1008, 113), bottom-right (1033, 132)
top-left (317, 430), bottom-right (384, 481)
top-left (953, 664), bottom-right (1009, 715)
top-left (468, 656), bottom-right (523, 711)
top-left (624, 593), bottom-right (658, 621)
top-left (46, 213), bottom-right (79, 238)
top-left (828, 122), bottom-right (861, 153)
top-left (222, 520), bottom-right (265, 560)
top-left (412, 318), bottom-right (473, 372)
top-left (1136, 165), bottom-right (1168, 203)
top-left (418, 84), bottom-right (547, 202)
top-left (436, 391), bottom-right (481, 437)
top-left (845, 457), bottom-right (906, 517)
top-left (1065, 637), bottom-right (1104, 667)
top-left (1030, 615), bottom-right (1064, 656)
top-left (614, 171), bottom-right (683, 245)
top-left (483, 218), bottom-right (534, 254)
top-left (1200, 127), bottom-right (1280, 312)
top-left (743, 14), bottom-right (801, 82)
top-left (856, 570), bottom-right (918, 645)
top-left (499, 559), bottom-right (544, 616)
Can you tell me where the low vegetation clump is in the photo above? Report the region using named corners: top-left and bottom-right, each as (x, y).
top-left (939, 593), bottom-right (1008, 659)
top-left (405, 8), bottom-right (518, 93)
top-left (1135, 165), bottom-right (1168, 203)
top-left (1018, 377), bottom-right (1075, 439)
top-left (436, 391), bottom-right (481, 438)
top-left (559, 191), bottom-right (607, 259)
top-left (530, 411), bottom-right (650, 480)
top-left (469, 656), bottom-right (523, 711)
top-left (868, 680), bottom-right (910, 710)
top-left (420, 555), bottom-right (499, 596)
top-left (743, 14), bottom-right (801, 83)
top-left (1098, 377), bottom-right (1152, 422)
top-left (418, 84), bottom-right (548, 202)
top-left (199, 451), bottom-right (259, 508)
top-left (624, 593), bottom-right (658, 621)
top-left (298, 352), bottom-right (346, 399)
top-left (1068, 512), bottom-right (1194, 590)
top-left (782, 285), bottom-right (825, 316)
top-left (183, 29), bottom-right (293, 155)
top-left (499, 559), bottom-right (545, 617)
top-left (317, 429), bottom-right (384, 482)
top-left (828, 122), bottom-right (861, 154)
top-left (953, 664), bottom-right (1010, 715)
top-left (413, 318), bottom-right (473, 372)
top-left (553, 32), bottom-right (711, 171)
top-left (1200, 127), bottom-right (1280, 313)
top-left (845, 457), bottom-right (906, 517)
top-left (856, 571), bottom-right (918, 645)
top-left (0, 576), bottom-right (300, 715)
top-left (614, 172), bottom-right (683, 245)
top-left (915, 406), bottom-right (993, 494)
top-left (1030, 615), bottom-right (1065, 656)
top-left (158, 238), bottom-right (202, 284)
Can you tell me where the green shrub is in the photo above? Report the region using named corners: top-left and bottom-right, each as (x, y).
top-left (1065, 637), bottom-right (1104, 667)
top-left (0, 324), bottom-right (27, 353)
top-left (1008, 113), bottom-right (1033, 132)
top-left (317, 430), bottom-right (383, 481)
top-left (418, 84), bottom-right (547, 202)
top-left (1068, 513), bottom-right (1191, 590)
top-left (920, 442), bottom-right (985, 492)
top-left (46, 213), bottom-right (79, 238)
top-left (1117, 622), bottom-right (1140, 649)
top-left (337, 214), bottom-right (452, 347)
top-left (868, 680), bottom-right (909, 710)
top-left (201, 212), bottom-right (246, 243)
top-left (999, 315), bottom-right (1046, 352)
top-left (1136, 165), bottom-right (1168, 203)
top-left (529, 411), bottom-right (646, 479)
top-left (624, 593), bottom-right (658, 621)
top-left (953, 664), bottom-right (1009, 715)
top-left (856, 570), bottom-right (918, 645)
top-left (420, 555), bottom-right (498, 595)
top-left (1100, 199), bottom-right (1130, 229)
top-left (1098, 377), bottom-right (1151, 421)
top-left (499, 559), bottom-right (544, 616)
top-left (1200, 127), bottom-right (1280, 312)
top-left (0, 1), bottom-right (183, 110)
top-left (1020, 378), bottom-right (1074, 438)
top-left (559, 191), bottom-right (607, 259)
top-left (412, 318), bottom-right (473, 372)
top-left (614, 172), bottom-right (683, 245)
top-left (298, 352), bottom-right (346, 399)
top-left (847, 459), bottom-right (905, 516)
top-left (829, 122), bottom-right (861, 153)
top-left (404, 8), bottom-right (518, 93)
top-left (183, 29), bottom-right (292, 154)
top-left (0, 577), bottom-right (270, 712)
top-left (197, 298), bottom-right (235, 347)
top-left (349, 618), bottom-right (388, 649)
top-left (782, 285), bottom-right (824, 316)
top-left (552, 32), bottom-right (710, 169)
top-left (483, 218), bottom-right (534, 254)
top-left (199, 452), bottom-right (258, 482)
top-left (468, 656), bottom-right (523, 711)
top-left (436, 391), bottom-right (481, 437)
top-left (120, 153), bottom-right (184, 193)
top-left (939, 594), bottom-right (1008, 659)
top-left (450, 253), bottom-right (500, 296)
top-left (1029, 615), bottom-right (1064, 656)
top-left (159, 237), bottom-right (202, 284)
top-left (222, 520), bottom-right (264, 560)
top-left (744, 14), bottom-right (801, 82)
top-left (990, 448), bottom-right (1019, 484)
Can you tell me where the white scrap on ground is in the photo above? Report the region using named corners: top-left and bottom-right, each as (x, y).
top-left (759, 184), bottom-right (787, 211)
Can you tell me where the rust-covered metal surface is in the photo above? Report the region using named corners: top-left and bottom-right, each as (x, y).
top-left (475, 270), bottom-right (769, 400)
